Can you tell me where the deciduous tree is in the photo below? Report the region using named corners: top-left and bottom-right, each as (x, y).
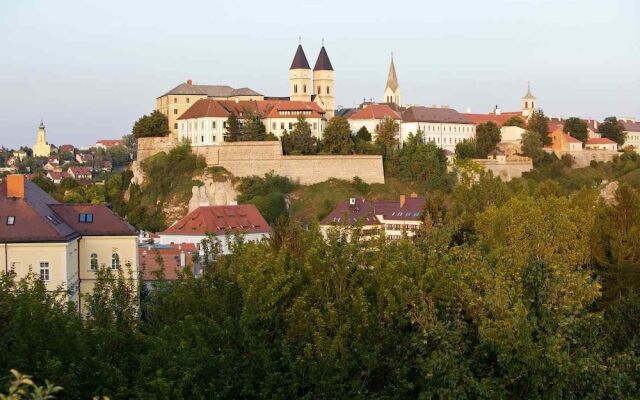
top-left (132, 110), bottom-right (170, 138)
top-left (321, 116), bottom-right (353, 154)
top-left (563, 117), bottom-right (589, 143)
top-left (598, 116), bottom-right (626, 146)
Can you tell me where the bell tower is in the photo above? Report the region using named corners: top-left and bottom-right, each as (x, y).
top-left (33, 120), bottom-right (51, 157)
top-left (313, 40), bottom-right (335, 118)
top-left (521, 81), bottom-right (537, 118)
top-left (383, 53), bottom-right (401, 106)
top-left (289, 39), bottom-right (312, 102)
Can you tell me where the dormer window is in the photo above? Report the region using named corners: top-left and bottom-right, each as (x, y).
top-left (6, 216), bottom-right (15, 225)
top-left (79, 213), bottom-right (94, 223)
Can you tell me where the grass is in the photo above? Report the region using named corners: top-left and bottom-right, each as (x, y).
top-left (288, 177), bottom-right (425, 222)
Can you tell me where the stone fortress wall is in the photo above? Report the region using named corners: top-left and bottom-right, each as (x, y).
top-left (137, 138), bottom-right (385, 185)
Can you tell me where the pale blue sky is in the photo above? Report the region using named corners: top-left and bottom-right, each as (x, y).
top-left (0, 0), bottom-right (638, 148)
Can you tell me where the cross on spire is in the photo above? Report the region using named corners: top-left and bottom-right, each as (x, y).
top-left (322, 38), bottom-right (324, 46)
top-left (298, 36), bottom-right (301, 45)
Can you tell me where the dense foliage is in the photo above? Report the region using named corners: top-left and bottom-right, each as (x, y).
top-left (281, 116), bottom-right (318, 155)
top-left (3, 175), bottom-right (640, 399)
top-left (599, 116), bottom-right (627, 146)
top-left (563, 117), bottom-right (589, 143)
top-left (236, 172), bottom-right (297, 223)
top-left (132, 110), bottom-right (170, 138)
top-left (527, 109), bottom-right (551, 146)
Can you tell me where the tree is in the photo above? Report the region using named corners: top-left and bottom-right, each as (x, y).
top-left (356, 126), bottom-right (371, 142)
top-left (122, 134), bottom-right (137, 160)
top-left (474, 122), bottom-right (501, 158)
top-left (107, 145), bottom-right (130, 168)
top-left (281, 116), bottom-right (317, 155)
top-left (503, 116), bottom-right (525, 128)
top-left (455, 139), bottom-right (475, 159)
top-left (563, 117), bottom-right (589, 143)
top-left (598, 116), bottom-right (626, 146)
top-left (225, 113), bottom-right (240, 142)
top-left (239, 111), bottom-right (266, 141)
top-left (521, 130), bottom-right (543, 158)
top-left (527, 109), bottom-right (551, 146)
top-left (375, 116), bottom-right (399, 153)
top-left (132, 110), bottom-right (169, 138)
top-left (321, 117), bottom-right (353, 154)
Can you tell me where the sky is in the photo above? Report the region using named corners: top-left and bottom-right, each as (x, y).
top-left (0, 0), bottom-right (638, 149)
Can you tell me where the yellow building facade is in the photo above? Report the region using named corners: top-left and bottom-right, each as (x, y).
top-left (32, 121), bottom-right (51, 157)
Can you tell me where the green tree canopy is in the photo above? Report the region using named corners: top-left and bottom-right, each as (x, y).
top-left (563, 117), bottom-right (589, 143)
top-left (520, 130), bottom-right (544, 158)
top-left (375, 116), bottom-right (400, 153)
top-left (455, 139), bottom-right (475, 159)
top-left (527, 109), bottom-right (551, 146)
top-left (225, 113), bottom-right (241, 142)
top-left (356, 126), bottom-right (371, 142)
top-left (239, 111), bottom-right (266, 141)
top-left (132, 110), bottom-right (170, 138)
top-left (599, 116), bottom-right (627, 146)
top-left (281, 116), bottom-right (318, 155)
top-left (321, 116), bottom-right (354, 154)
top-left (475, 121), bottom-right (502, 158)
top-left (503, 116), bottom-right (525, 128)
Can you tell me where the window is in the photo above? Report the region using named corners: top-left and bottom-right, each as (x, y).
top-left (303, 84), bottom-right (307, 93)
top-left (186, 98), bottom-right (190, 103)
top-left (173, 109), bottom-right (178, 115)
top-left (174, 123), bottom-right (178, 130)
top-left (90, 253), bottom-right (98, 270)
top-left (272, 122), bottom-right (276, 130)
top-left (294, 84), bottom-right (298, 94)
top-left (173, 98), bottom-right (177, 104)
top-left (6, 216), bottom-right (15, 225)
top-left (111, 253), bottom-right (120, 269)
top-left (212, 135), bottom-right (216, 142)
top-left (212, 121), bottom-right (216, 129)
top-left (201, 136), bottom-right (204, 142)
top-left (313, 122), bottom-right (317, 130)
top-left (317, 86), bottom-right (321, 94)
top-left (79, 213), bottom-right (93, 223)
top-left (280, 122), bottom-right (285, 130)
top-left (289, 122), bottom-right (293, 130)
top-left (326, 86), bottom-right (330, 94)
top-left (201, 121), bottom-right (204, 129)
top-left (525, 101), bottom-right (528, 108)
top-left (39, 262), bottom-right (50, 281)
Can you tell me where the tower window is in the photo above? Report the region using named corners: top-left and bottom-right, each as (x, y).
top-left (317, 86), bottom-right (321, 94)
top-left (303, 84), bottom-right (307, 93)
top-left (525, 101), bottom-right (528, 108)
top-left (294, 84), bottom-right (298, 94)
top-left (174, 109), bottom-right (178, 115)
top-left (327, 86), bottom-right (330, 94)
top-left (174, 123), bottom-right (178, 129)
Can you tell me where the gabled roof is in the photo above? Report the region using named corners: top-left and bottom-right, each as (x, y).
top-left (49, 204), bottom-right (136, 236)
top-left (290, 44), bottom-right (310, 70)
top-left (160, 82), bottom-right (262, 98)
top-left (464, 112), bottom-right (522, 126)
top-left (348, 104), bottom-right (401, 120)
top-left (177, 99), bottom-right (232, 119)
top-left (313, 46), bottom-right (333, 71)
top-left (621, 120), bottom-right (640, 132)
top-left (140, 243), bottom-right (198, 281)
top-left (586, 137), bottom-right (617, 145)
top-left (385, 57), bottom-right (399, 92)
top-left (320, 196), bottom-right (425, 226)
top-left (178, 99), bottom-right (325, 120)
top-left (402, 106), bottom-right (473, 124)
top-left (161, 205), bottom-right (271, 237)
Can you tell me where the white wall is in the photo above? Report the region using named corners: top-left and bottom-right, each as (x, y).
top-left (400, 122), bottom-right (475, 151)
top-left (158, 232), bottom-right (270, 254)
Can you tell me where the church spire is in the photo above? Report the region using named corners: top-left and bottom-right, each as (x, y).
top-left (385, 54), bottom-right (399, 92)
top-left (313, 43), bottom-right (333, 71)
top-left (290, 43), bottom-right (310, 70)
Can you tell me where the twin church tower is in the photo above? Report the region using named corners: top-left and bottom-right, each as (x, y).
top-left (288, 41), bottom-right (335, 118)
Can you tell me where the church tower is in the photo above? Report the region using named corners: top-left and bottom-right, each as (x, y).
top-left (313, 42), bottom-right (335, 118)
top-left (289, 41), bottom-right (312, 102)
top-left (33, 121), bottom-right (51, 157)
top-left (521, 81), bottom-right (537, 118)
top-left (383, 54), bottom-right (401, 106)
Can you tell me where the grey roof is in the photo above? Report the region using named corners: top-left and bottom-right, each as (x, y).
top-left (385, 57), bottom-right (399, 92)
top-left (621, 120), bottom-right (640, 132)
top-left (160, 83), bottom-right (262, 98)
top-left (402, 106), bottom-right (473, 124)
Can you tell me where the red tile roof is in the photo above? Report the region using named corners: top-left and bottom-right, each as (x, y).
top-left (49, 203), bottom-right (136, 236)
top-left (348, 104), bottom-right (401, 120)
top-left (464, 112), bottom-right (522, 126)
top-left (161, 205), bottom-right (271, 237)
top-left (139, 243), bottom-right (198, 281)
top-left (178, 99), bottom-right (325, 120)
top-left (96, 140), bottom-right (124, 147)
top-left (320, 196), bottom-right (425, 225)
top-left (621, 120), bottom-right (640, 132)
top-left (586, 137), bottom-right (617, 145)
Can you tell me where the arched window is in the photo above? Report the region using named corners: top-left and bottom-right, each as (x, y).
top-left (317, 86), bottom-right (321, 94)
top-left (303, 84), bottom-right (307, 93)
top-left (532, 102), bottom-right (535, 109)
top-left (326, 86), bottom-right (330, 94)
top-left (525, 101), bottom-right (528, 108)
top-left (90, 253), bottom-right (98, 270)
top-left (111, 253), bottom-right (120, 269)
top-left (294, 84), bottom-right (298, 94)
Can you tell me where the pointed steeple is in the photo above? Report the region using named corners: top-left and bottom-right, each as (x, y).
top-left (523, 81), bottom-right (536, 99)
top-left (385, 54), bottom-right (399, 92)
top-left (39, 120), bottom-right (45, 129)
top-left (313, 45), bottom-right (333, 71)
top-left (290, 44), bottom-right (310, 70)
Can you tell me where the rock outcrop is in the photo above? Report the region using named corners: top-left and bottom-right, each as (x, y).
top-left (187, 177), bottom-right (238, 213)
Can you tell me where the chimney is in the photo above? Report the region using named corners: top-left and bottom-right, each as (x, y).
top-left (187, 79), bottom-right (193, 85)
top-left (399, 194), bottom-right (406, 207)
top-left (494, 105), bottom-right (501, 115)
top-left (6, 175), bottom-right (25, 199)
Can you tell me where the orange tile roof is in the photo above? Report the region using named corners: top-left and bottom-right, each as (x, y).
top-left (178, 99), bottom-right (325, 120)
top-left (348, 104), bottom-right (401, 120)
top-left (586, 137), bottom-right (616, 145)
top-left (140, 243), bottom-right (198, 281)
top-left (161, 205), bottom-right (271, 237)
top-left (464, 112), bottom-right (522, 126)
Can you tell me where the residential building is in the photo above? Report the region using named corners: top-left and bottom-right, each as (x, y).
top-left (46, 171), bottom-right (70, 184)
top-left (621, 119), bottom-right (640, 152)
top-left (549, 128), bottom-right (582, 156)
top-left (177, 99), bottom-right (326, 145)
top-left (67, 166), bottom-right (92, 180)
top-left (400, 106), bottom-right (476, 151)
top-left (320, 194), bottom-right (425, 241)
top-left (157, 205), bottom-right (271, 254)
top-left (585, 138), bottom-right (618, 152)
top-left (139, 243), bottom-right (199, 288)
top-left (0, 175), bottom-right (138, 311)
top-left (95, 139), bottom-right (124, 150)
top-left (13, 150), bottom-right (27, 161)
top-left (348, 104), bottom-right (402, 139)
top-left (59, 144), bottom-right (75, 154)
top-left (383, 55), bottom-right (401, 106)
top-left (32, 122), bottom-right (51, 158)
top-left (75, 153), bottom-right (94, 165)
top-left (156, 80), bottom-right (264, 138)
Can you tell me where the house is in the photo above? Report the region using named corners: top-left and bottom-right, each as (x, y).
top-left (621, 119), bottom-right (640, 152)
top-left (46, 171), bottom-right (70, 184)
top-left (59, 144), bottom-right (75, 154)
top-left (585, 138), bottom-right (618, 152)
top-left (177, 99), bottom-right (326, 145)
top-left (67, 166), bottom-right (92, 180)
top-left (13, 150), bottom-right (27, 161)
top-left (347, 104), bottom-right (402, 139)
top-left (139, 243), bottom-right (199, 288)
top-left (95, 139), bottom-right (124, 150)
top-left (0, 175), bottom-right (138, 310)
top-left (400, 106), bottom-right (476, 151)
top-left (549, 128), bottom-right (582, 156)
top-left (157, 204), bottom-right (271, 254)
top-left (101, 160), bottom-right (113, 172)
top-left (320, 194), bottom-right (425, 241)
top-left (75, 153), bottom-right (94, 165)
